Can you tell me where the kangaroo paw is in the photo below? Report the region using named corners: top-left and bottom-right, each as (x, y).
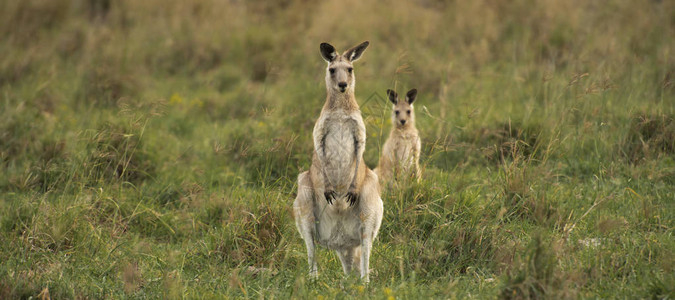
top-left (346, 191), bottom-right (359, 206)
top-left (324, 190), bottom-right (337, 205)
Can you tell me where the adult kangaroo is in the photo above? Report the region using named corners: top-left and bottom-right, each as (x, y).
top-left (293, 41), bottom-right (383, 282)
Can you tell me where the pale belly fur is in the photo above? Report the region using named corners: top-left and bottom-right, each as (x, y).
top-left (322, 121), bottom-right (356, 193)
top-left (394, 139), bottom-right (415, 171)
top-left (314, 208), bottom-right (361, 250)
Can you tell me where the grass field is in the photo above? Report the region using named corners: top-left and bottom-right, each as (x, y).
top-left (1, 0), bottom-right (674, 298)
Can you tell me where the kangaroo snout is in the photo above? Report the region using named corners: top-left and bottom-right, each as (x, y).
top-left (338, 82), bottom-right (347, 92)
top-left (400, 120), bottom-right (406, 125)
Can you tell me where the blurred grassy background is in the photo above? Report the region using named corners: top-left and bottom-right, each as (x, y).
top-left (0, 0), bottom-right (673, 298)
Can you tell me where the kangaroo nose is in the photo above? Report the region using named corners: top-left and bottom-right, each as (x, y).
top-left (400, 120), bottom-right (406, 125)
top-left (338, 82), bottom-right (347, 89)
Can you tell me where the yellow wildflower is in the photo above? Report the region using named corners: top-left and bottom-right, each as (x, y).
top-left (169, 93), bottom-right (183, 105)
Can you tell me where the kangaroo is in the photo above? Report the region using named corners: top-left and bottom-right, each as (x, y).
top-left (293, 41), bottom-right (383, 282)
top-left (375, 89), bottom-right (421, 184)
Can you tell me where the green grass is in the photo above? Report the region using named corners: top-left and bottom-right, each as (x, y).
top-left (1, 0), bottom-right (674, 298)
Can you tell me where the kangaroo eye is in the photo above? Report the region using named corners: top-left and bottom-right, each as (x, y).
top-left (395, 111), bottom-right (399, 115)
top-left (329, 68), bottom-right (335, 74)
top-left (347, 67), bottom-right (353, 73)
top-left (407, 110), bottom-right (411, 114)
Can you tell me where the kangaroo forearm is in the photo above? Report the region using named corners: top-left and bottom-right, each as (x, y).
top-left (314, 129), bottom-right (334, 188)
top-left (349, 139), bottom-right (363, 189)
top-left (314, 133), bottom-right (326, 160)
top-left (317, 156), bottom-right (334, 188)
top-left (313, 120), bottom-right (328, 159)
top-left (350, 155), bottom-right (360, 189)
top-left (321, 167), bottom-right (333, 188)
top-left (349, 117), bottom-right (366, 190)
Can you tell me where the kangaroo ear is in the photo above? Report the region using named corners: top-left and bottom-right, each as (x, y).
top-left (343, 41), bottom-right (369, 62)
top-left (406, 88), bottom-right (418, 104)
top-left (320, 43), bottom-right (338, 62)
top-left (386, 89), bottom-right (398, 104)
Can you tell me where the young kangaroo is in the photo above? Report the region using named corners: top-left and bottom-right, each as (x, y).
top-left (293, 41), bottom-right (383, 282)
top-left (375, 89), bottom-right (421, 183)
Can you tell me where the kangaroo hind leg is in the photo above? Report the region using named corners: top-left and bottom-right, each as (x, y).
top-left (358, 170), bottom-right (384, 282)
top-left (293, 171), bottom-right (318, 279)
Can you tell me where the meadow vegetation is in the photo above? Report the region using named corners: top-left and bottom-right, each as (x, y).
top-left (0, 0), bottom-right (673, 298)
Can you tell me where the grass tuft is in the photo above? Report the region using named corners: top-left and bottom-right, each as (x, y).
top-left (622, 113), bottom-right (675, 163)
top-left (85, 122), bottom-right (154, 184)
top-left (499, 235), bottom-right (574, 300)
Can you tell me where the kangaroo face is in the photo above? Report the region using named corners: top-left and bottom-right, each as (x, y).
top-left (326, 58), bottom-right (354, 94)
top-left (320, 42), bottom-right (369, 94)
top-left (393, 99), bottom-right (414, 127)
top-left (387, 89), bottom-right (418, 128)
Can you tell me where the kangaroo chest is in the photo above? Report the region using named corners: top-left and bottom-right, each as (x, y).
top-left (394, 139), bottom-right (414, 162)
top-left (319, 113), bottom-right (364, 191)
top-left (390, 133), bottom-right (417, 167)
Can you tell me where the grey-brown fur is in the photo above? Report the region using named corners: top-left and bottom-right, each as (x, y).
top-left (293, 41), bottom-right (383, 282)
top-left (375, 88), bottom-right (422, 184)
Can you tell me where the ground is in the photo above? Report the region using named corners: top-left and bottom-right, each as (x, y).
top-left (0, 0), bottom-right (673, 298)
